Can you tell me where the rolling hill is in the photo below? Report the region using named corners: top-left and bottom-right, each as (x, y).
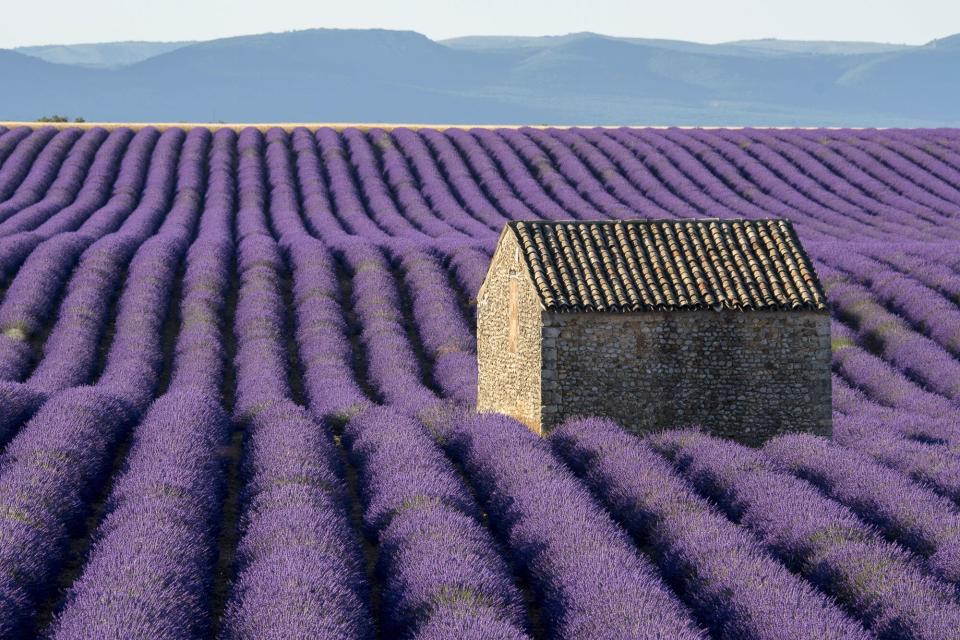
top-left (1, 28), bottom-right (958, 125)
top-left (14, 41), bottom-right (194, 68)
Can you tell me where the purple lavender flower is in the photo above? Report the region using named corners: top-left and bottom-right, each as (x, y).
top-left (344, 407), bottom-right (528, 638)
top-left (221, 399), bottom-right (372, 640)
top-left (764, 432), bottom-right (960, 585)
top-left (0, 386), bottom-right (138, 636)
top-left (438, 412), bottom-right (705, 640)
top-left (50, 391), bottom-right (229, 639)
top-left (651, 428), bottom-right (960, 640)
top-left (552, 417), bottom-right (872, 639)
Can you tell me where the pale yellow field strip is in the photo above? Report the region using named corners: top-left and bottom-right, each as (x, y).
top-left (0, 122), bottom-right (861, 132)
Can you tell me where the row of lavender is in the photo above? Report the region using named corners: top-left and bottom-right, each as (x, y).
top-left (1, 126), bottom-right (960, 250)
top-left (0, 125), bottom-right (958, 639)
top-left (0, 126), bottom-right (955, 406)
top-left (0, 128), bottom-right (223, 636)
top-left (223, 127), bottom-right (691, 639)
top-left (253, 126), bottom-right (960, 638)
top-left (4, 126), bottom-right (957, 418)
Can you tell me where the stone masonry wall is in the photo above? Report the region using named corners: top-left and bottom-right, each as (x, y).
top-left (540, 310), bottom-right (831, 445)
top-left (476, 232), bottom-right (544, 433)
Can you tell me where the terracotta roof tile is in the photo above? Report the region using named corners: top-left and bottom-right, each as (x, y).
top-left (507, 219), bottom-right (827, 312)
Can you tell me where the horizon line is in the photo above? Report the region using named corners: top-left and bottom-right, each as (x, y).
top-left (0, 121), bottom-right (897, 132)
top-left (4, 28), bottom-right (942, 51)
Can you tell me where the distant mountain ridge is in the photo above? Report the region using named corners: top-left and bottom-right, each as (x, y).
top-left (440, 33), bottom-right (915, 56)
top-left (1, 28), bottom-right (957, 125)
top-left (14, 41), bottom-right (194, 68)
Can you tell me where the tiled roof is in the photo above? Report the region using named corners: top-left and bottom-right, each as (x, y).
top-left (506, 219), bottom-right (827, 312)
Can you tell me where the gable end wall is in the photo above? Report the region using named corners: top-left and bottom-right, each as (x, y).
top-left (476, 231), bottom-right (543, 432)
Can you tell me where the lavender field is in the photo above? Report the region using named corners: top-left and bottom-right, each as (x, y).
top-left (0, 123), bottom-right (958, 639)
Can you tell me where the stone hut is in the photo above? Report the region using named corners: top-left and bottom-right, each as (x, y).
top-left (476, 219), bottom-right (831, 445)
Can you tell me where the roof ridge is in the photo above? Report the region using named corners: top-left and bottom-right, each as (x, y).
top-left (508, 218), bottom-right (793, 226)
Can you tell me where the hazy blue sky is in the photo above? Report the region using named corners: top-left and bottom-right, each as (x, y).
top-left (2, 0), bottom-right (958, 48)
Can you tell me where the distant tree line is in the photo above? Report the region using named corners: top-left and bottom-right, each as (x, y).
top-left (36, 115), bottom-right (86, 123)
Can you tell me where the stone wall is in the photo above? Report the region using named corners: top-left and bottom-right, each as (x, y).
top-left (540, 310), bottom-right (831, 445)
top-left (476, 232), bottom-right (544, 432)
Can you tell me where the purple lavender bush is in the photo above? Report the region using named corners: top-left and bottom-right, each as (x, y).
top-left (0, 386), bottom-right (138, 637)
top-left (220, 399), bottom-right (372, 640)
top-left (344, 407), bottom-right (528, 638)
top-left (50, 391), bottom-right (229, 639)
top-left (651, 429), bottom-right (960, 640)
top-left (552, 417), bottom-right (872, 639)
top-left (763, 432), bottom-right (960, 585)
top-left (436, 412), bottom-right (706, 640)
